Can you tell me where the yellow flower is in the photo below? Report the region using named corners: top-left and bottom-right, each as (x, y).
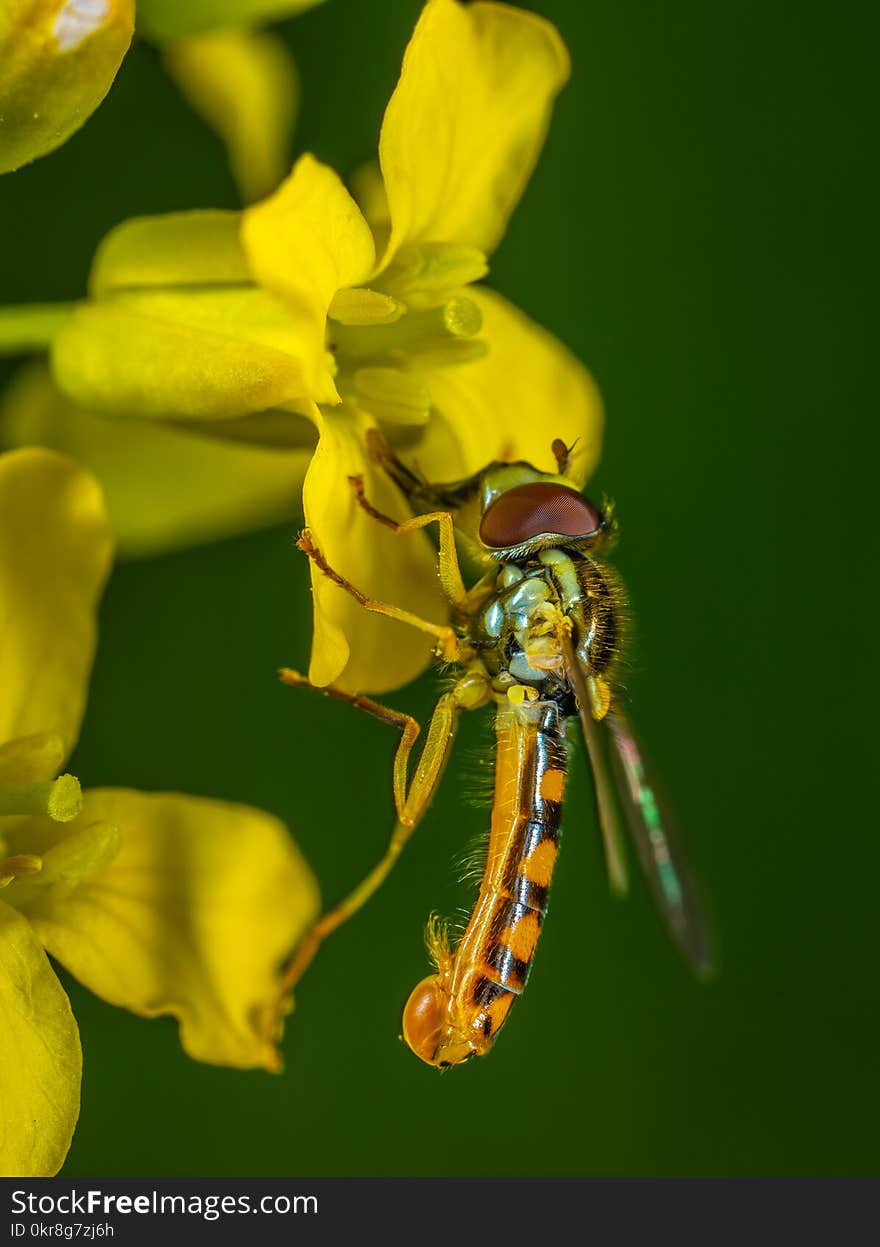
top-left (0, 0), bottom-right (135, 174)
top-left (0, 360), bottom-right (313, 559)
top-left (141, 0), bottom-right (327, 204)
top-left (1, 0), bottom-right (323, 200)
top-left (2, 0), bottom-right (603, 694)
top-left (0, 447), bottom-right (319, 1176)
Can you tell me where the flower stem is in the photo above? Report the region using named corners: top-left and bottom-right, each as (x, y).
top-left (0, 302), bottom-right (75, 354)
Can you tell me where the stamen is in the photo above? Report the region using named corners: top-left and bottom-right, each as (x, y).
top-left (332, 296), bottom-right (482, 362)
top-left (379, 243), bottom-right (489, 304)
top-left (0, 855), bottom-right (43, 888)
top-left (328, 288), bottom-right (405, 326)
top-left (35, 821), bottom-right (121, 886)
top-left (441, 296), bottom-right (482, 337)
top-left (350, 368), bottom-right (431, 426)
top-left (4, 823), bottom-right (120, 911)
top-left (395, 337), bottom-right (488, 369)
top-left (0, 774), bottom-right (82, 822)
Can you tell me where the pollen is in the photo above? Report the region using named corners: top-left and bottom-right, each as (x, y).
top-left (46, 773), bottom-right (83, 822)
top-left (328, 246), bottom-right (488, 432)
top-left (0, 773), bottom-right (82, 822)
top-left (441, 296), bottom-right (482, 338)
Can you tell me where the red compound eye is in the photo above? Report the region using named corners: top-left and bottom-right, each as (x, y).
top-left (479, 482), bottom-right (602, 549)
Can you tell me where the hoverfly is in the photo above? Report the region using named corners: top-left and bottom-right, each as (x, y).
top-left (281, 432), bottom-right (712, 1067)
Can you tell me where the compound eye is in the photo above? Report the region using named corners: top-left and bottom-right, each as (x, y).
top-left (479, 482), bottom-right (602, 549)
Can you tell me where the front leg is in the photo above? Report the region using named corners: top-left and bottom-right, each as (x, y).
top-left (347, 474), bottom-right (471, 611)
top-left (297, 529), bottom-right (461, 664)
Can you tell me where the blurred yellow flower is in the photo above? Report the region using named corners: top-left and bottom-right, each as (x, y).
top-left (1, 0), bottom-right (603, 694)
top-left (0, 447), bottom-right (320, 1176)
top-left (1, 0), bottom-right (323, 198)
top-left (0, 0), bottom-right (135, 173)
top-left (143, 0), bottom-right (327, 204)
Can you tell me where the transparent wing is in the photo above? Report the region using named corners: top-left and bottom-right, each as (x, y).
top-left (561, 634), bottom-right (714, 976)
top-left (604, 705), bottom-right (715, 977)
top-left (561, 635), bottom-right (629, 897)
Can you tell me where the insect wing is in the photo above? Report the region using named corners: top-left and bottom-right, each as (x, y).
top-left (605, 707), bottom-right (715, 977)
top-left (561, 635), bottom-right (629, 896)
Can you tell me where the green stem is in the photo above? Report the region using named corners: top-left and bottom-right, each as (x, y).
top-left (0, 302), bottom-right (75, 354)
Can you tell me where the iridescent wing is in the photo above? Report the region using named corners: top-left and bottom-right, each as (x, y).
top-left (562, 636), bottom-right (714, 976)
top-left (604, 705), bottom-right (715, 976)
top-left (562, 635), bottom-right (629, 897)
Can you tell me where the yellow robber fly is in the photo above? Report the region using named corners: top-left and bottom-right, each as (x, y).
top-left (281, 432), bottom-right (712, 1067)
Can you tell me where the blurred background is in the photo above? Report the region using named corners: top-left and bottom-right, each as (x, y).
top-left (1, 0), bottom-right (876, 1176)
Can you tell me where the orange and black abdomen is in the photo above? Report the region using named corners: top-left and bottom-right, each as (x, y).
top-left (479, 700), bottom-right (566, 986)
top-left (402, 699), bottom-right (568, 1065)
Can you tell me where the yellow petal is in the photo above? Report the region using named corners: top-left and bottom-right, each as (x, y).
top-left (0, 733), bottom-right (66, 784)
top-left (137, 0), bottom-right (325, 41)
top-left (90, 211), bottom-right (249, 296)
top-left (302, 405), bottom-right (444, 693)
top-left (349, 159), bottom-right (390, 234)
top-left (378, 0), bottom-right (569, 264)
top-left (51, 292), bottom-right (310, 419)
top-left (242, 154), bottom-right (376, 403)
top-left (163, 28), bottom-right (297, 204)
top-left (28, 789), bottom-right (321, 1071)
top-left (0, 0), bottom-right (134, 173)
top-left (0, 902), bottom-right (81, 1177)
top-left (416, 288), bottom-right (603, 489)
top-left (1, 363), bottom-right (309, 558)
top-left (0, 448), bottom-right (113, 756)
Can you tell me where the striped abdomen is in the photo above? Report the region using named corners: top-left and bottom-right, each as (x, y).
top-left (402, 698), bottom-right (566, 1066)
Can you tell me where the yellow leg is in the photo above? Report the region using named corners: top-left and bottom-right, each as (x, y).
top-left (279, 677), bottom-right (488, 994)
top-left (348, 474), bottom-right (470, 610)
top-left (279, 668), bottom-right (420, 822)
top-left (298, 529), bottom-right (461, 663)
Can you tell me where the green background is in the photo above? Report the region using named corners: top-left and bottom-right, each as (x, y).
top-left (1, 0), bottom-right (876, 1175)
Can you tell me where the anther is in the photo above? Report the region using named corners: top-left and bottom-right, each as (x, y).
top-left (378, 242), bottom-right (489, 300)
top-left (331, 297), bottom-right (482, 362)
top-left (0, 773), bottom-right (82, 821)
top-left (327, 287), bottom-right (405, 326)
top-left (440, 296), bottom-right (482, 338)
top-left (0, 854), bottom-right (42, 888)
top-left (350, 367), bottom-right (431, 425)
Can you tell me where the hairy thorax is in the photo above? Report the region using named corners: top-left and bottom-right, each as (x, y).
top-left (464, 550), bottom-right (623, 711)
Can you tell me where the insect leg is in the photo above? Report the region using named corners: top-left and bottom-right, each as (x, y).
top-left (280, 668), bottom-right (420, 822)
top-left (280, 681), bottom-right (485, 994)
top-left (298, 528), bottom-right (460, 662)
top-left (348, 474), bottom-right (469, 610)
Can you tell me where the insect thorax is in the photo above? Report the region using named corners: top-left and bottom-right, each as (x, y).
top-left (465, 548), bottom-right (622, 708)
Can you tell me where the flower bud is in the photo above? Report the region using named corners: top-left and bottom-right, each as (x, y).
top-left (0, 0), bottom-right (134, 174)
